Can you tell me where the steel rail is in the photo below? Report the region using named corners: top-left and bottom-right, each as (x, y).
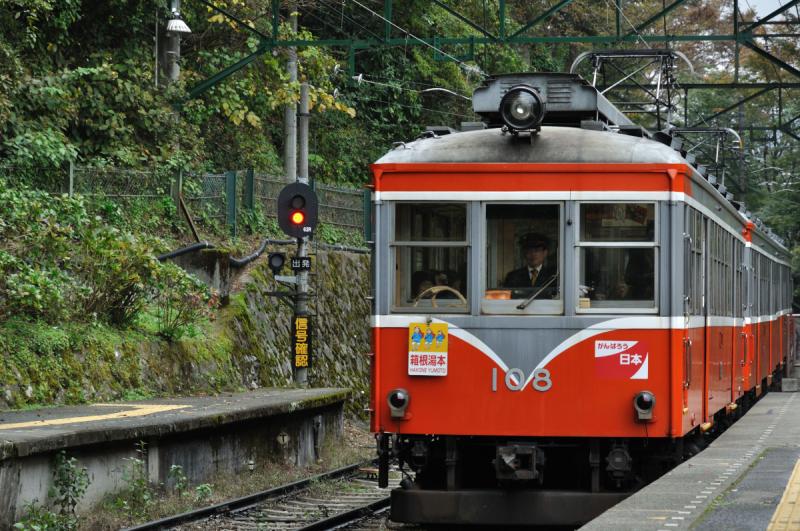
top-left (122, 461), bottom-right (372, 531)
top-left (296, 498), bottom-right (391, 531)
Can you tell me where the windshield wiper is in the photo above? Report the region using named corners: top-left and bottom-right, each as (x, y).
top-left (516, 274), bottom-right (558, 310)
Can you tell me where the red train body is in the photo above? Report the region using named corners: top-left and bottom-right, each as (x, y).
top-left (369, 74), bottom-right (794, 526)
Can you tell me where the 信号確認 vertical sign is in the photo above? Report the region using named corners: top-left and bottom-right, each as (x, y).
top-left (293, 315), bottom-right (312, 368)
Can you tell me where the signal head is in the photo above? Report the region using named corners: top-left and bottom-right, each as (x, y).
top-left (277, 182), bottom-right (318, 239)
top-left (267, 252), bottom-right (286, 275)
top-left (290, 194), bottom-right (306, 209)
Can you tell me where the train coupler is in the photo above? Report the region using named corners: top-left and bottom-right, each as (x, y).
top-left (495, 443), bottom-right (545, 483)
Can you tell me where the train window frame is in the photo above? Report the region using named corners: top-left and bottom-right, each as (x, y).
top-left (389, 202), bottom-right (471, 314)
top-left (575, 201), bottom-right (659, 314)
top-left (480, 201), bottom-right (564, 316)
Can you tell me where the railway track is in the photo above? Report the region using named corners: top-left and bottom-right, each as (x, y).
top-left (125, 463), bottom-right (397, 531)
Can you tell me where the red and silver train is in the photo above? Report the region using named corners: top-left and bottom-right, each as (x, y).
top-left (368, 73), bottom-right (795, 527)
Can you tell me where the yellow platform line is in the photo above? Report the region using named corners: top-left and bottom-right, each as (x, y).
top-left (768, 458), bottom-right (800, 531)
top-left (0, 404), bottom-right (189, 430)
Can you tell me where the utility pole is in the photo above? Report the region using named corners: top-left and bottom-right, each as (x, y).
top-left (164, 0), bottom-right (191, 84)
top-left (294, 82), bottom-right (311, 386)
top-left (283, 4), bottom-right (298, 183)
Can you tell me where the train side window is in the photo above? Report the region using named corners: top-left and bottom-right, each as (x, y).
top-left (392, 203), bottom-right (469, 312)
top-left (577, 203), bottom-right (657, 312)
top-left (482, 203), bottom-right (562, 315)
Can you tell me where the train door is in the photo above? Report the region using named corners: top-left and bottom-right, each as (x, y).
top-left (758, 254), bottom-right (771, 389)
top-left (683, 207), bottom-right (705, 431)
top-left (733, 240), bottom-right (746, 399)
top-left (701, 218), bottom-right (714, 422)
top-left (747, 246), bottom-right (756, 392)
top-left (771, 261), bottom-right (780, 377)
top-left (706, 223), bottom-right (733, 418)
top-left (750, 251), bottom-right (761, 392)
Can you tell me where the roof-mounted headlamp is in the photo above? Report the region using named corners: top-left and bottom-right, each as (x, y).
top-left (499, 85), bottom-right (546, 133)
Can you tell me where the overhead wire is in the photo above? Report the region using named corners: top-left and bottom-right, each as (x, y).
top-left (349, 93), bottom-right (477, 121)
top-left (342, 75), bottom-right (477, 120)
top-left (357, 73), bottom-right (465, 90)
top-left (599, 0), bottom-right (683, 129)
top-left (314, 0), bottom-right (383, 40)
top-left (602, 0), bottom-right (651, 49)
top-left (348, 0), bottom-right (486, 78)
top-left (304, 5), bottom-right (381, 41)
top-left (599, 0), bottom-right (743, 172)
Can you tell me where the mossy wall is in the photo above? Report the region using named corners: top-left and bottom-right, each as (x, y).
top-left (0, 319), bottom-right (243, 409)
top-left (227, 249), bottom-right (371, 417)
top-left (0, 250), bottom-right (371, 418)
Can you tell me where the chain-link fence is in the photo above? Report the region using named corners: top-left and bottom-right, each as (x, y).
top-left (184, 172), bottom-right (228, 229)
top-left (1, 163), bottom-right (369, 238)
top-left (316, 183), bottom-right (365, 230)
top-left (254, 173), bottom-right (286, 218)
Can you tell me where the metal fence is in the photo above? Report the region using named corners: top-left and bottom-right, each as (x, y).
top-left (0, 163), bottom-right (369, 237)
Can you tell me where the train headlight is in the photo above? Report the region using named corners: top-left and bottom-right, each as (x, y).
top-left (387, 388), bottom-right (410, 419)
top-left (633, 391), bottom-right (656, 422)
top-left (499, 85), bottom-right (546, 132)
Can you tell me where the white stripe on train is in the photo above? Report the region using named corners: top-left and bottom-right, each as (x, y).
top-left (371, 314), bottom-right (791, 386)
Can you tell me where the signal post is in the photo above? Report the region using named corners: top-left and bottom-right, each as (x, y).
top-left (269, 82), bottom-right (316, 386)
top-left (275, 182), bottom-right (318, 385)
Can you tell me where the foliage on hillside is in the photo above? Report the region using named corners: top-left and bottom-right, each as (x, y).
top-left (0, 0), bottom-right (559, 186)
top-left (1, 0), bottom-right (798, 298)
top-left (0, 188), bottom-right (214, 336)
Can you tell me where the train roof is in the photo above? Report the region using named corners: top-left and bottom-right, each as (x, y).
top-left (376, 126), bottom-right (683, 165)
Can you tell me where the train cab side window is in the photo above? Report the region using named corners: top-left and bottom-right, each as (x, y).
top-left (392, 203), bottom-right (469, 312)
top-left (577, 203), bottom-right (657, 312)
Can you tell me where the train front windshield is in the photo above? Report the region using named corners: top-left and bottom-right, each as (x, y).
top-left (390, 201), bottom-right (657, 314)
top-left (485, 204), bottom-right (561, 300)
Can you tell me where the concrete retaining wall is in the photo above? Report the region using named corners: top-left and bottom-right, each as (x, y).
top-left (1, 400), bottom-right (344, 528)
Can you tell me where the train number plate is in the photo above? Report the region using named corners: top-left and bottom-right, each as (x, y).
top-left (408, 323), bottom-right (448, 376)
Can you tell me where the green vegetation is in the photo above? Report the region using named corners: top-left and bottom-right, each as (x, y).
top-left (112, 442), bottom-right (154, 520)
top-left (0, 188), bottom-right (213, 332)
top-left (14, 451), bottom-right (90, 531)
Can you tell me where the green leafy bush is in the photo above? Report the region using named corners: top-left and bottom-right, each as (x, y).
top-left (113, 441), bottom-right (153, 520)
top-left (0, 188), bottom-right (208, 328)
top-left (153, 262), bottom-right (218, 341)
top-left (75, 228), bottom-right (159, 326)
top-left (13, 450), bottom-right (90, 531)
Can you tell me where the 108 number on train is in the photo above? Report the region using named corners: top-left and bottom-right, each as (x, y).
top-left (491, 367), bottom-right (552, 392)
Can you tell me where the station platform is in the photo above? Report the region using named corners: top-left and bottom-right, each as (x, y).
top-left (583, 391), bottom-right (800, 531)
top-left (0, 387), bottom-right (349, 528)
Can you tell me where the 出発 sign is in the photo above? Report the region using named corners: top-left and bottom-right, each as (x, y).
top-left (292, 315), bottom-right (312, 368)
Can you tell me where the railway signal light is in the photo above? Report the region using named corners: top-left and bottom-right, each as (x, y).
top-left (277, 182), bottom-right (318, 238)
top-left (267, 252), bottom-right (286, 275)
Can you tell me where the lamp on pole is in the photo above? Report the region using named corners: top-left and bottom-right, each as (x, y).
top-left (164, 0), bottom-right (192, 84)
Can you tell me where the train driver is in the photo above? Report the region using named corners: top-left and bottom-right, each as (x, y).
top-left (504, 233), bottom-right (558, 290)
